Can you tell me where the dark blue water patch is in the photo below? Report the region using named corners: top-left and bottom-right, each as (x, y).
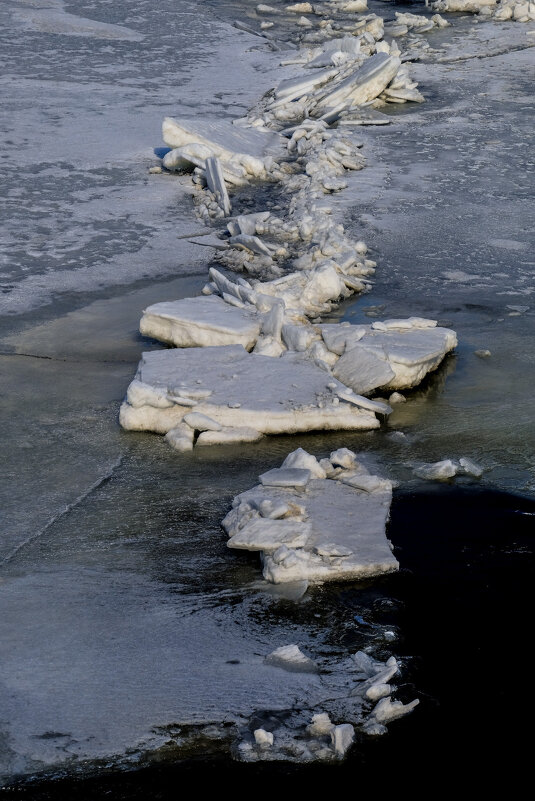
top-left (6, 485), bottom-right (534, 796)
top-left (153, 147), bottom-right (172, 159)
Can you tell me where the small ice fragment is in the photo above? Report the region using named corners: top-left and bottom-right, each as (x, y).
top-left (265, 644), bottom-right (318, 673)
top-left (388, 431), bottom-right (408, 444)
top-left (254, 728), bottom-right (274, 747)
top-left (330, 448), bottom-right (356, 469)
top-left (164, 425), bottom-right (194, 453)
top-left (331, 724), bottom-right (355, 757)
top-left (362, 720), bottom-right (387, 737)
top-left (307, 713), bottom-right (334, 737)
top-left (459, 457), bottom-right (484, 478)
top-left (167, 395), bottom-right (198, 407)
top-left (373, 697), bottom-right (419, 724)
top-left (260, 468), bottom-right (311, 488)
top-left (475, 349), bottom-right (491, 359)
top-left (414, 460), bottom-right (458, 480)
top-left (389, 392), bottom-right (406, 404)
top-left (352, 651), bottom-right (377, 677)
top-left (337, 390), bottom-right (391, 415)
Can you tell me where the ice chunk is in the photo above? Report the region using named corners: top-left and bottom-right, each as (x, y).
top-left (325, 321), bottom-right (457, 391)
top-left (126, 379), bottom-right (174, 409)
top-left (414, 460), bottom-right (458, 480)
top-left (333, 344), bottom-right (396, 395)
top-left (162, 117), bottom-right (285, 179)
top-left (331, 724), bottom-right (354, 757)
top-left (254, 729), bottom-right (274, 747)
top-left (140, 296), bottom-right (260, 350)
top-left (314, 54), bottom-right (401, 115)
top-left (365, 683), bottom-right (391, 702)
top-left (336, 390), bottom-right (392, 415)
top-left (282, 448), bottom-right (327, 478)
top-left (120, 345), bottom-right (382, 439)
top-left (307, 713), bottom-right (334, 736)
top-left (341, 474), bottom-right (393, 493)
top-left (228, 451), bottom-right (397, 585)
top-left (372, 697), bottom-right (420, 724)
top-left (164, 424), bottom-right (194, 453)
top-left (330, 448), bottom-right (356, 469)
top-left (205, 157), bottom-right (231, 216)
top-left (459, 457), bottom-right (484, 478)
top-left (265, 644), bottom-right (318, 673)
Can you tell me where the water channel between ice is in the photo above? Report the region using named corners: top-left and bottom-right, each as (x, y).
top-left (0, 0), bottom-right (534, 785)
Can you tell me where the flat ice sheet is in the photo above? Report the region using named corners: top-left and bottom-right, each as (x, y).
top-left (120, 345), bottom-right (380, 435)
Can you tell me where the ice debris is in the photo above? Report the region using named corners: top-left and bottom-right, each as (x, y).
top-left (222, 447), bottom-right (398, 584)
top-left (414, 457), bottom-right (484, 481)
top-left (237, 648), bottom-right (418, 762)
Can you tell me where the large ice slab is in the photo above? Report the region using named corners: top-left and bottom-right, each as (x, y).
top-left (140, 295), bottom-right (261, 350)
top-left (119, 346), bottom-right (382, 440)
top-left (222, 448), bottom-right (398, 584)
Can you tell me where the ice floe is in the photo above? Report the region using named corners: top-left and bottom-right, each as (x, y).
top-left (222, 447), bottom-right (398, 584)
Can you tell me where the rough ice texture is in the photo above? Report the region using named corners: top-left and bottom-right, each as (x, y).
top-left (119, 345), bottom-right (380, 441)
top-left (222, 448), bottom-right (397, 584)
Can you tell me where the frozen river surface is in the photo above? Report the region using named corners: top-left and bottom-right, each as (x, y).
top-left (0, 0), bottom-right (534, 788)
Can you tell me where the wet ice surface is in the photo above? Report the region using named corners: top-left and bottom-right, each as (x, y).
top-left (1, 0), bottom-right (535, 786)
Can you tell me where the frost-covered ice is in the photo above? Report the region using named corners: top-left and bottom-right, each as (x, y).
top-left (222, 447), bottom-right (397, 584)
